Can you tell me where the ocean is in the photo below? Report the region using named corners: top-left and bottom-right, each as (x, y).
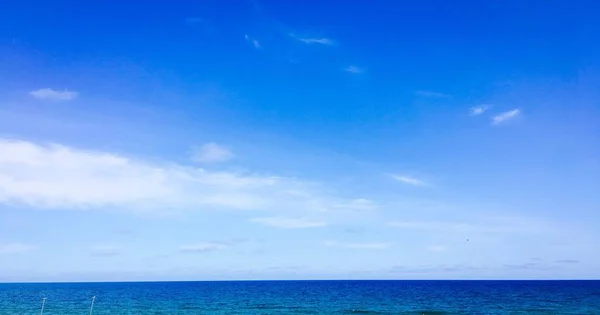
top-left (1, 280), bottom-right (599, 314)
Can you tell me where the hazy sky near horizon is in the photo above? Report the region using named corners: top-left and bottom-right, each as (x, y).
top-left (1, 0), bottom-right (599, 281)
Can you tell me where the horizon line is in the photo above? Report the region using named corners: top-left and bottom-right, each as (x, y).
top-left (2, 279), bottom-right (599, 284)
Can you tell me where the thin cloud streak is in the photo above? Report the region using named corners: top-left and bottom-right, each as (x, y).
top-left (290, 34), bottom-right (334, 46)
top-left (91, 245), bottom-right (121, 257)
top-left (324, 241), bottom-right (390, 249)
top-left (331, 198), bottom-right (378, 211)
top-left (30, 88), bottom-right (78, 101)
top-left (555, 259), bottom-right (580, 264)
top-left (345, 242), bottom-right (390, 249)
top-left (388, 216), bottom-right (551, 235)
top-left (179, 242), bottom-right (230, 253)
top-left (415, 90), bottom-right (451, 98)
top-left (391, 175), bottom-right (427, 186)
top-left (0, 243), bottom-right (35, 254)
top-left (298, 38), bottom-right (334, 45)
top-left (492, 109), bottom-right (521, 125)
top-left (251, 217), bottom-right (327, 229)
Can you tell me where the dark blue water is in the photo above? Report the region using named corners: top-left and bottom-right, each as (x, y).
top-left (1, 281), bottom-right (599, 314)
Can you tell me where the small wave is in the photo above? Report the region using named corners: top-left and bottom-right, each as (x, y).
top-left (177, 303), bottom-right (200, 310)
top-left (517, 309), bottom-right (556, 314)
top-left (246, 304), bottom-right (309, 311)
top-left (246, 303), bottom-right (278, 309)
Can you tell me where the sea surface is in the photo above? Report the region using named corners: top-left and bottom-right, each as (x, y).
top-left (1, 280), bottom-right (599, 314)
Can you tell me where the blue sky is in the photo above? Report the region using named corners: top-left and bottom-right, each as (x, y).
top-left (0, 0), bottom-right (599, 281)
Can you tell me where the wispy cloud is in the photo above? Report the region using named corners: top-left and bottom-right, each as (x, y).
top-left (555, 259), bottom-right (580, 264)
top-left (388, 216), bottom-right (550, 235)
top-left (396, 220), bottom-right (483, 230)
top-left (191, 142), bottom-right (234, 163)
top-left (301, 38), bottom-right (333, 45)
top-left (331, 198), bottom-right (378, 211)
top-left (345, 242), bottom-right (390, 249)
top-left (492, 109), bottom-right (521, 125)
top-left (91, 245), bottom-right (121, 257)
top-left (179, 242), bottom-right (230, 253)
top-left (251, 217), bottom-right (327, 229)
top-left (415, 90), bottom-right (451, 98)
top-left (503, 262), bottom-right (541, 270)
top-left (343, 228), bottom-right (364, 234)
top-left (30, 88), bottom-right (78, 101)
top-left (0, 138), bottom-right (361, 213)
top-left (470, 104), bottom-right (491, 116)
top-left (391, 264), bottom-right (481, 274)
top-left (244, 34), bottom-right (261, 49)
top-left (391, 175), bottom-right (427, 187)
top-left (344, 66), bottom-right (364, 74)
top-left (290, 34), bottom-right (334, 46)
top-left (0, 243), bottom-right (35, 254)
top-left (324, 241), bottom-right (390, 249)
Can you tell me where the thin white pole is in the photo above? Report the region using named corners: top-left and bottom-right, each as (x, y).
top-left (89, 296), bottom-right (96, 315)
top-left (40, 298), bottom-right (46, 315)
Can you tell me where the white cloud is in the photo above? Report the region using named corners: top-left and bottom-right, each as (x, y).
top-left (191, 142), bottom-right (234, 163)
top-left (30, 88), bottom-right (78, 101)
top-left (0, 243), bottom-right (35, 254)
top-left (179, 242), bottom-right (229, 253)
top-left (0, 138), bottom-right (359, 212)
top-left (344, 66), bottom-right (364, 74)
top-left (415, 90), bottom-right (451, 98)
top-left (391, 175), bottom-right (427, 187)
top-left (492, 109), bottom-right (521, 125)
top-left (251, 217), bottom-right (327, 229)
top-left (470, 104), bottom-right (491, 116)
top-left (244, 34), bottom-right (261, 49)
top-left (91, 245), bottom-right (121, 257)
top-left (290, 34), bottom-right (334, 46)
top-left (324, 241), bottom-right (389, 249)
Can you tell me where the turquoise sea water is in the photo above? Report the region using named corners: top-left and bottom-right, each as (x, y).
top-left (1, 281), bottom-right (599, 314)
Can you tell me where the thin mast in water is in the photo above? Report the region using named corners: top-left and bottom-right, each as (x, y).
top-left (89, 296), bottom-right (96, 315)
top-left (40, 297), bottom-right (46, 315)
